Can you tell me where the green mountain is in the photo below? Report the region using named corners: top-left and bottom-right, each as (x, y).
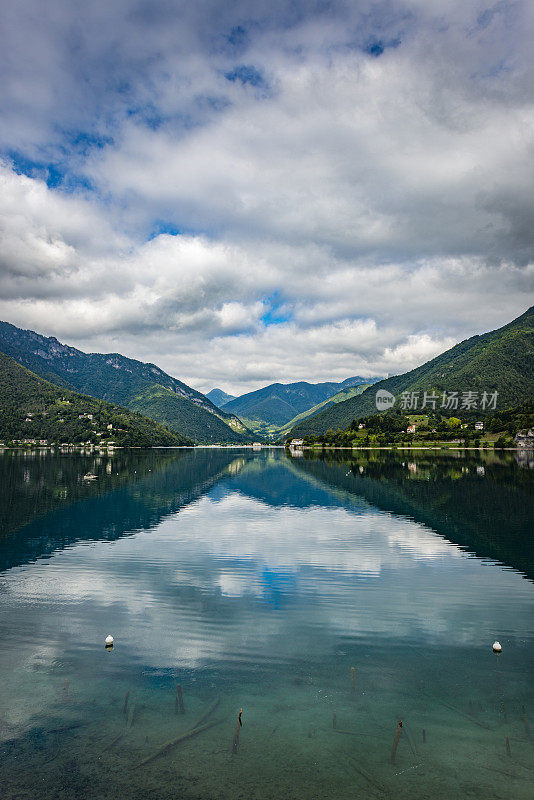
top-left (222, 376), bottom-right (378, 428)
top-left (0, 321), bottom-right (252, 445)
top-left (205, 388), bottom-right (236, 407)
top-left (0, 350), bottom-right (192, 447)
top-left (276, 384), bottom-right (371, 437)
top-left (290, 306), bottom-right (534, 437)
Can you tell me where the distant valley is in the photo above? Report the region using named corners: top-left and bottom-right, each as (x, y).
top-left (1, 306), bottom-right (532, 448)
top-left (209, 376), bottom-right (380, 436)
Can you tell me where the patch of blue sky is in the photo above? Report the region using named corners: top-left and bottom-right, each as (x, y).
top-left (7, 150), bottom-right (96, 194)
top-left (476, 1), bottom-right (511, 32)
top-left (127, 105), bottom-right (167, 131)
top-left (225, 64), bottom-right (267, 88)
top-left (259, 567), bottom-right (300, 608)
top-left (59, 129), bottom-right (113, 155)
top-left (148, 221), bottom-right (186, 240)
top-left (227, 25), bottom-right (247, 48)
top-left (261, 292), bottom-right (293, 327)
top-left (363, 37), bottom-right (401, 57)
top-left (7, 152), bottom-right (63, 187)
top-left (195, 93), bottom-right (233, 114)
top-left (6, 124), bottom-right (113, 190)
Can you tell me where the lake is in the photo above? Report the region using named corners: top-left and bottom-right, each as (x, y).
top-left (0, 447), bottom-right (533, 800)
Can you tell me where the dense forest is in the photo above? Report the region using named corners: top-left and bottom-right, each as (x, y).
top-left (222, 376), bottom-right (376, 428)
top-left (0, 320), bottom-right (252, 444)
top-left (298, 402), bottom-right (534, 449)
top-left (0, 351), bottom-right (193, 447)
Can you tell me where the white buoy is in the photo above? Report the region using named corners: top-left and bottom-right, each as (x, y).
top-left (105, 634), bottom-right (114, 647)
top-left (493, 641), bottom-right (502, 653)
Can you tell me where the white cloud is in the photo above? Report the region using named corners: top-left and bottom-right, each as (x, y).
top-left (0, 2), bottom-right (533, 393)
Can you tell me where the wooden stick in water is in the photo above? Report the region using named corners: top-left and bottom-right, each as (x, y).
top-left (351, 667), bottom-right (356, 696)
top-left (333, 712), bottom-right (337, 730)
top-left (522, 705), bottom-right (531, 738)
top-left (402, 721), bottom-right (417, 756)
top-left (333, 729), bottom-right (377, 738)
top-left (422, 728), bottom-right (426, 744)
top-left (505, 736), bottom-right (511, 758)
top-left (48, 721), bottom-right (88, 734)
top-left (101, 695), bottom-right (136, 753)
top-left (102, 730), bottom-right (125, 753)
top-left (430, 696), bottom-right (491, 730)
top-left (193, 698), bottom-right (221, 729)
top-left (232, 708), bottom-right (243, 754)
top-left (126, 697), bottom-right (136, 730)
top-left (390, 719), bottom-right (403, 764)
top-left (175, 684), bottom-right (185, 714)
top-left (346, 755), bottom-right (388, 795)
top-left (134, 719), bottom-right (223, 768)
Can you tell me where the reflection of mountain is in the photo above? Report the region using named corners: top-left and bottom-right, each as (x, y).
top-left (204, 453), bottom-right (534, 580)
top-left (226, 454), bottom-right (372, 513)
top-left (2, 449), bottom-right (533, 582)
top-left (0, 449), bottom-right (244, 572)
top-left (287, 451), bottom-right (534, 581)
top-left (0, 449), bottom-right (177, 537)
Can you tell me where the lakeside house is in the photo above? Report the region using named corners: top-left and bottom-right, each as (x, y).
top-left (514, 429), bottom-right (534, 448)
top-left (289, 438), bottom-right (304, 448)
top-left (407, 424), bottom-right (416, 433)
top-left (475, 421), bottom-right (484, 431)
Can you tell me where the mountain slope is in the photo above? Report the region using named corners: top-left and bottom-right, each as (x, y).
top-left (290, 306), bottom-right (534, 437)
top-left (127, 385), bottom-right (249, 443)
top-left (205, 388), bottom-right (236, 407)
top-left (0, 321), bottom-right (251, 444)
top-left (0, 351), bottom-right (192, 447)
top-left (222, 376), bottom-right (377, 427)
top-left (276, 384), bottom-right (371, 437)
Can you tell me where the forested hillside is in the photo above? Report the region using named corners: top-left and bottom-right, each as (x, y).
top-left (0, 351), bottom-right (192, 447)
top-left (222, 376), bottom-right (376, 427)
top-left (206, 388), bottom-right (236, 407)
top-left (0, 321), bottom-right (251, 444)
top-left (291, 306), bottom-right (534, 437)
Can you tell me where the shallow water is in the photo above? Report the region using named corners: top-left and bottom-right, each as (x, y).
top-left (0, 447), bottom-right (533, 799)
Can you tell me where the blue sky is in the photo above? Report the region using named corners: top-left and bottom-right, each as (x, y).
top-left (0, 0), bottom-right (532, 393)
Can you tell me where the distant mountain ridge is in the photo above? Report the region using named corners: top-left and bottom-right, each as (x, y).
top-left (290, 306), bottom-right (534, 437)
top-left (275, 384), bottom-right (371, 437)
top-left (0, 321), bottom-right (252, 445)
top-left (205, 388), bottom-right (236, 407)
top-left (221, 376), bottom-right (379, 427)
top-left (0, 350), bottom-right (192, 447)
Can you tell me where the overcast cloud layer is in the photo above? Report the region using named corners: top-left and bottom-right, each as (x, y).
top-left (0, 0), bottom-right (533, 393)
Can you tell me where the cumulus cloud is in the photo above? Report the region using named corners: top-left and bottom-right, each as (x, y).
top-left (0, 1), bottom-right (533, 393)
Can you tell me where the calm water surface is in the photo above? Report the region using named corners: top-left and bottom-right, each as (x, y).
top-left (0, 448), bottom-right (533, 800)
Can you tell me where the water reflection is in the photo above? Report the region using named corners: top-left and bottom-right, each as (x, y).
top-left (0, 449), bottom-right (533, 800)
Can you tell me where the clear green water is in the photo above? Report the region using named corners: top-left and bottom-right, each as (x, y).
top-left (0, 447), bottom-right (533, 800)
